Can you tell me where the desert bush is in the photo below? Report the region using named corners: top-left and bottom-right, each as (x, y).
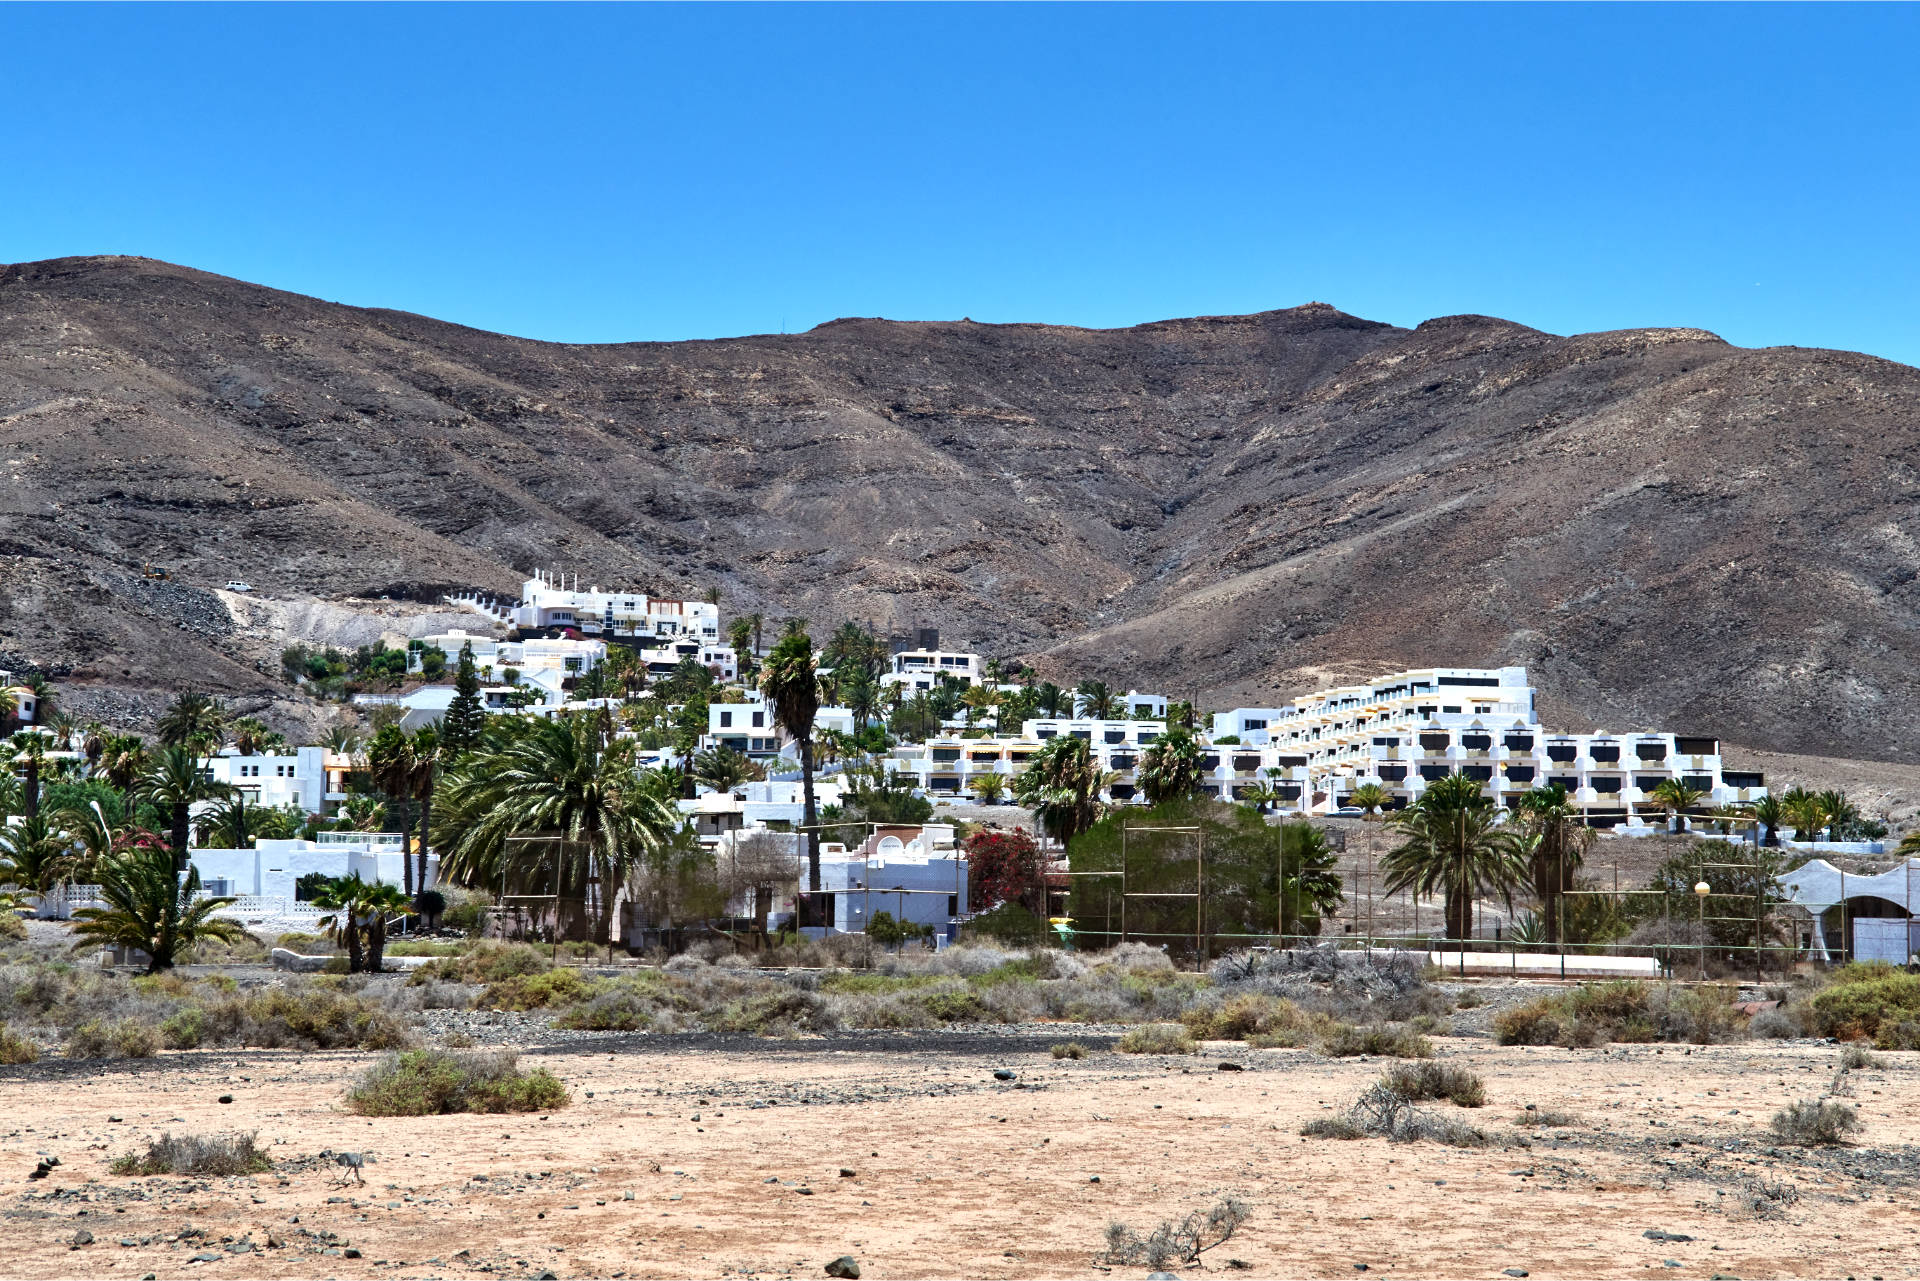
top-left (554, 984), bottom-right (656, 1032)
top-left (920, 987), bottom-right (993, 1023)
top-left (110, 1132), bottom-right (271, 1177)
top-left (409, 942), bottom-right (550, 986)
top-left (0, 913), bottom-right (27, 942)
top-left (272, 931), bottom-right (337, 954)
top-left (704, 987), bottom-right (835, 1036)
top-left (1380, 1060), bottom-right (1486, 1107)
top-left (1051, 1041), bottom-right (1089, 1060)
top-left (1103, 941), bottom-right (1176, 973)
top-left (1302, 1083), bottom-right (1486, 1147)
top-left (1453, 988), bottom-right (1484, 1010)
top-left (1493, 981), bottom-right (1746, 1047)
top-left (0, 1024), bottom-right (38, 1064)
top-left (66, 1018), bottom-right (161, 1059)
top-left (177, 987), bottom-right (414, 1051)
top-left (1807, 965), bottom-right (1920, 1044)
top-left (439, 888), bottom-right (494, 937)
top-left (480, 967), bottom-right (594, 1011)
top-left (346, 1049), bottom-right (569, 1115)
top-left (1117, 1023), bottom-right (1198, 1055)
top-left (1749, 1008), bottom-right (1799, 1039)
top-left (1321, 1023), bottom-right (1433, 1059)
top-left (1515, 1106), bottom-right (1576, 1127)
top-left (1770, 1099), bottom-right (1860, 1146)
top-left (1876, 1019), bottom-right (1920, 1051)
top-left (1841, 1042), bottom-right (1882, 1070)
top-left (178, 931), bottom-right (270, 965)
top-left (1102, 1196), bottom-right (1250, 1269)
top-left (663, 952), bottom-right (707, 972)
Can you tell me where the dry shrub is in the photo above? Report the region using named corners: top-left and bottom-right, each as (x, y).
top-left (161, 987), bottom-right (412, 1051)
top-left (1102, 1196), bottom-right (1250, 1269)
top-left (409, 942), bottom-right (551, 986)
top-left (0, 1024), bottom-right (38, 1064)
top-left (66, 1018), bottom-right (161, 1059)
top-left (347, 1049), bottom-right (568, 1116)
top-left (1301, 1083), bottom-right (1487, 1147)
top-left (1051, 1041), bottom-right (1089, 1060)
top-left (1321, 1023), bottom-right (1433, 1059)
top-left (1807, 965), bottom-right (1920, 1045)
top-left (1493, 981), bottom-right (1746, 1047)
top-left (0, 913), bottom-right (27, 942)
top-left (1770, 1099), bottom-right (1860, 1146)
top-left (1841, 1043), bottom-right (1881, 1070)
top-left (1380, 1060), bottom-right (1486, 1107)
top-left (1182, 992), bottom-right (1329, 1044)
top-left (1117, 1023), bottom-right (1198, 1055)
top-left (1749, 1008), bottom-right (1799, 1039)
top-left (704, 987), bottom-right (834, 1035)
top-left (110, 1132), bottom-right (271, 1177)
top-left (480, 967), bottom-right (594, 1011)
top-left (1515, 1106), bottom-right (1576, 1127)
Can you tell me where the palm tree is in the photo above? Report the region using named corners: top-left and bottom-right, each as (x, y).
top-left (72, 846), bottom-right (242, 973)
top-left (693, 746), bottom-right (758, 794)
top-left (155, 693), bottom-right (228, 752)
top-left (322, 725), bottom-right (363, 754)
top-left (1239, 781), bottom-right (1278, 814)
top-left (1035, 682), bottom-right (1069, 719)
top-left (434, 715), bottom-right (681, 942)
top-left (1348, 782), bottom-right (1389, 818)
top-left (760, 628), bottom-right (823, 891)
top-left (970, 772), bottom-right (1009, 806)
top-left (1651, 778), bottom-right (1707, 834)
top-left (1781, 786), bottom-right (1827, 845)
top-left (227, 717), bottom-right (273, 756)
top-left (193, 795), bottom-right (263, 849)
top-left (1515, 783), bottom-right (1591, 946)
top-left (98, 735), bottom-right (148, 821)
top-left (1075, 680), bottom-right (1120, 720)
top-left (1137, 729), bottom-right (1204, 805)
top-left (960, 684), bottom-right (1000, 729)
top-left (727, 618), bottom-right (755, 680)
top-left (1752, 793), bottom-right (1786, 847)
top-left (747, 612), bottom-right (766, 657)
top-left (136, 745), bottom-right (231, 871)
top-left (1381, 773), bottom-right (1526, 940)
top-left (410, 726), bottom-right (441, 893)
top-left (9, 731), bottom-right (51, 820)
top-left (1013, 736), bottom-right (1108, 847)
top-left (0, 814), bottom-right (77, 893)
top-left (367, 725), bottom-right (418, 895)
top-left (313, 874), bottom-right (413, 973)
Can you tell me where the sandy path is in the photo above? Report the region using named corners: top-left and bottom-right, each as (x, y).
top-left (4, 1035), bottom-right (1920, 1279)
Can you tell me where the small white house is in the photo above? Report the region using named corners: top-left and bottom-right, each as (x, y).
top-left (809, 825), bottom-right (969, 943)
top-left (188, 832), bottom-right (425, 904)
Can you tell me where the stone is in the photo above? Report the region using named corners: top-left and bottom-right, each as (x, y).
top-left (1088, 1175), bottom-right (1101, 1183)
top-left (1217, 1062), bottom-right (1244, 1072)
top-left (1503, 1271), bottom-right (1529, 1278)
top-left (1644, 1231), bottom-right (1695, 1243)
top-left (217, 1095), bottom-right (233, 1104)
top-left (825, 1257), bottom-right (861, 1279)
top-left (344, 1248), bottom-right (363, 1259)
top-left (71, 1229), bottom-right (94, 1247)
top-left (993, 1070), bottom-right (1015, 1081)
top-left (839, 1168), bottom-right (856, 1178)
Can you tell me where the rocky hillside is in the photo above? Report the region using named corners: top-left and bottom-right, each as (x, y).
top-left (3, 255), bottom-right (1918, 762)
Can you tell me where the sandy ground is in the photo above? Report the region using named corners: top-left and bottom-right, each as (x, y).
top-left (5, 1028), bottom-right (1920, 1280)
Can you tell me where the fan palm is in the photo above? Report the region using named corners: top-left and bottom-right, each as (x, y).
top-left (1751, 793), bottom-right (1786, 847)
top-left (1137, 729), bottom-right (1204, 805)
top-left (71, 846), bottom-right (242, 972)
top-left (760, 628), bottom-right (823, 891)
top-left (136, 745), bottom-right (233, 871)
top-left (434, 714), bottom-right (680, 942)
top-left (693, 746), bottom-right (758, 794)
top-left (0, 814), bottom-right (78, 892)
top-left (1515, 783), bottom-right (1592, 946)
top-left (1348, 783), bottom-right (1389, 817)
top-left (1012, 736), bottom-right (1109, 847)
top-left (1381, 773), bottom-right (1526, 940)
top-left (312, 874), bottom-right (412, 972)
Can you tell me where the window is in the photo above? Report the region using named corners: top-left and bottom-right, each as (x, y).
top-left (1592, 776), bottom-right (1622, 794)
top-left (1590, 744), bottom-right (1620, 763)
top-left (752, 711), bottom-right (764, 728)
top-left (1244, 719), bottom-right (1267, 730)
top-left (1723, 771), bottom-right (1765, 789)
top-left (1461, 733), bottom-right (1491, 750)
top-left (1504, 734), bottom-right (1534, 752)
top-left (719, 711), bottom-right (733, 728)
top-left (1378, 765), bottom-right (1408, 781)
top-left (1372, 736), bottom-right (1400, 747)
top-left (1419, 733), bottom-right (1450, 751)
top-left (1418, 764), bottom-right (1451, 780)
top-left (1635, 742), bottom-right (1668, 762)
top-left (1681, 774), bottom-right (1714, 792)
top-left (1505, 765), bottom-right (1535, 783)
top-left (1442, 705), bottom-right (1462, 714)
top-left (1438, 675), bottom-right (1499, 688)
top-left (1463, 765), bottom-right (1493, 781)
top-left (1546, 745), bottom-right (1578, 763)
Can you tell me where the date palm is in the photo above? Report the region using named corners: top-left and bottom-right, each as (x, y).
top-left (367, 725), bottom-right (418, 894)
top-left (1137, 729), bottom-right (1204, 805)
top-left (1651, 778), bottom-right (1707, 835)
top-left (1515, 783), bottom-right (1591, 945)
top-left (1348, 782), bottom-right (1389, 818)
top-left (155, 692), bottom-right (228, 752)
top-left (72, 845), bottom-right (242, 973)
top-left (961, 684), bottom-right (1000, 728)
top-left (970, 772), bottom-right (1009, 806)
top-left (9, 731), bottom-right (51, 820)
top-left (1382, 773), bottom-right (1526, 940)
top-left (760, 628), bottom-right (823, 891)
top-left (136, 745), bottom-right (233, 871)
top-left (1013, 736), bottom-right (1109, 847)
top-left (1075, 680), bottom-right (1120, 720)
top-left (97, 734), bottom-right (148, 821)
top-left (0, 814), bottom-right (77, 893)
top-left (693, 746), bottom-right (758, 794)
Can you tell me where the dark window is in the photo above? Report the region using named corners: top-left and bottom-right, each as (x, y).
top-left (948, 895), bottom-right (958, 917)
top-left (1243, 719), bottom-right (1267, 730)
top-left (1438, 676), bottom-right (1500, 688)
top-left (1372, 736), bottom-right (1399, 747)
top-left (932, 748), bottom-right (961, 762)
top-left (1009, 752), bottom-right (1034, 764)
top-left (1675, 737), bottom-right (1719, 757)
top-left (1589, 744), bottom-right (1620, 763)
top-left (1378, 765), bottom-right (1408, 781)
top-left (752, 711), bottom-right (765, 728)
top-left (1233, 755), bottom-right (1262, 771)
top-left (719, 711), bottom-right (732, 728)
top-left (1442, 706), bottom-right (1462, 714)
top-left (1071, 730), bottom-right (1092, 741)
top-left (1549, 775), bottom-right (1577, 790)
top-left (1201, 755), bottom-right (1220, 770)
top-left (1504, 734), bottom-right (1534, 752)
top-left (1419, 733), bottom-right (1450, 751)
top-left (1109, 783), bottom-right (1136, 800)
top-left (1461, 733), bottom-right (1491, 750)
top-left (1723, 771), bottom-right (1765, 789)
top-left (1419, 764), bottom-right (1451, 781)
top-left (1110, 755), bottom-right (1136, 771)
top-left (1417, 705), bottom-right (1437, 716)
top-left (1635, 742), bottom-right (1667, 761)
top-left (1462, 765), bottom-right (1493, 781)
top-left (1036, 729), bottom-right (1056, 739)
top-left (1505, 765), bottom-right (1535, 783)
top-left (1591, 776), bottom-right (1622, 794)
top-left (1276, 784), bottom-right (1302, 801)
top-left (1635, 776), bottom-right (1665, 791)
top-left (1276, 755), bottom-right (1307, 767)
top-left (1105, 731), bottom-right (1125, 744)
top-left (1546, 745), bottom-right (1578, 763)
top-left (1138, 732), bottom-right (1159, 745)
top-left (1681, 774), bottom-right (1714, 792)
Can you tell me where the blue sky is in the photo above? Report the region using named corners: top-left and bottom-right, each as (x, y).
top-left (5, 3), bottom-right (1917, 363)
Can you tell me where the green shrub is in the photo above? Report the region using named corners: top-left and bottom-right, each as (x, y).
top-left (0, 1024), bottom-right (38, 1064)
top-left (481, 967), bottom-right (594, 1011)
top-left (66, 1019), bottom-right (161, 1059)
top-left (704, 988), bottom-right (832, 1035)
top-left (553, 985), bottom-right (656, 1032)
top-left (1841, 1043), bottom-right (1882, 1070)
top-left (1117, 1023), bottom-right (1198, 1055)
top-left (109, 1132), bottom-right (271, 1177)
top-left (1380, 1061), bottom-right (1485, 1107)
top-left (1321, 1024), bottom-right (1433, 1059)
top-left (818, 970), bottom-right (935, 995)
top-left (1808, 967), bottom-right (1920, 1043)
top-left (0, 912), bottom-right (27, 942)
top-left (221, 988), bottom-right (413, 1050)
top-left (1770, 1099), bottom-right (1860, 1146)
top-left (411, 942), bottom-right (550, 986)
top-left (921, 989), bottom-right (993, 1023)
top-left (1051, 1041), bottom-right (1090, 1060)
top-left (161, 1007), bottom-right (209, 1050)
top-left (1491, 997), bottom-right (1568, 1046)
top-left (346, 1049), bottom-right (569, 1115)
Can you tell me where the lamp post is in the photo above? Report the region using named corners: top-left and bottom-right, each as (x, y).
top-left (1694, 880), bottom-right (1712, 981)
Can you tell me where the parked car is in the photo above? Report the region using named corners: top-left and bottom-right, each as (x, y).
top-left (224, 580), bottom-right (253, 592)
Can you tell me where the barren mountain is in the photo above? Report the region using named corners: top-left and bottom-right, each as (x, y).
top-left (3, 255), bottom-right (1918, 764)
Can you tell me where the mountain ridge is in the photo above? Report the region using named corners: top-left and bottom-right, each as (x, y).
top-left (2, 254), bottom-right (1917, 764)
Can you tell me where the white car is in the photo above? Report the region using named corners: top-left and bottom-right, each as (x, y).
top-left (224, 580), bottom-right (254, 592)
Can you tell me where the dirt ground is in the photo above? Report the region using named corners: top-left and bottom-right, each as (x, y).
top-left (5, 1026), bottom-right (1920, 1280)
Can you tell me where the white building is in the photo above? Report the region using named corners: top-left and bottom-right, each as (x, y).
top-left (206, 746), bottom-right (337, 815)
top-left (1123, 690), bottom-right (1170, 719)
top-left (502, 570), bottom-right (721, 646)
top-left (706, 701), bottom-right (781, 757)
top-left (810, 825), bottom-right (969, 943)
top-left (1210, 666), bottom-right (1765, 828)
top-left (188, 831), bottom-right (424, 903)
top-left (679, 779), bottom-right (846, 843)
top-left (882, 649), bottom-right (982, 692)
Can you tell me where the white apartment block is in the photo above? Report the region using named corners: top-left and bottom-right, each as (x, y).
top-left (882, 649), bottom-right (981, 692)
top-left (1123, 690), bottom-right (1170, 719)
top-left (414, 630), bottom-right (608, 681)
top-left (505, 570), bottom-right (721, 646)
top-left (1209, 666), bottom-right (1765, 829)
top-left (890, 719), bottom-right (1169, 802)
top-left (706, 701), bottom-right (781, 757)
top-left (205, 746), bottom-right (338, 815)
